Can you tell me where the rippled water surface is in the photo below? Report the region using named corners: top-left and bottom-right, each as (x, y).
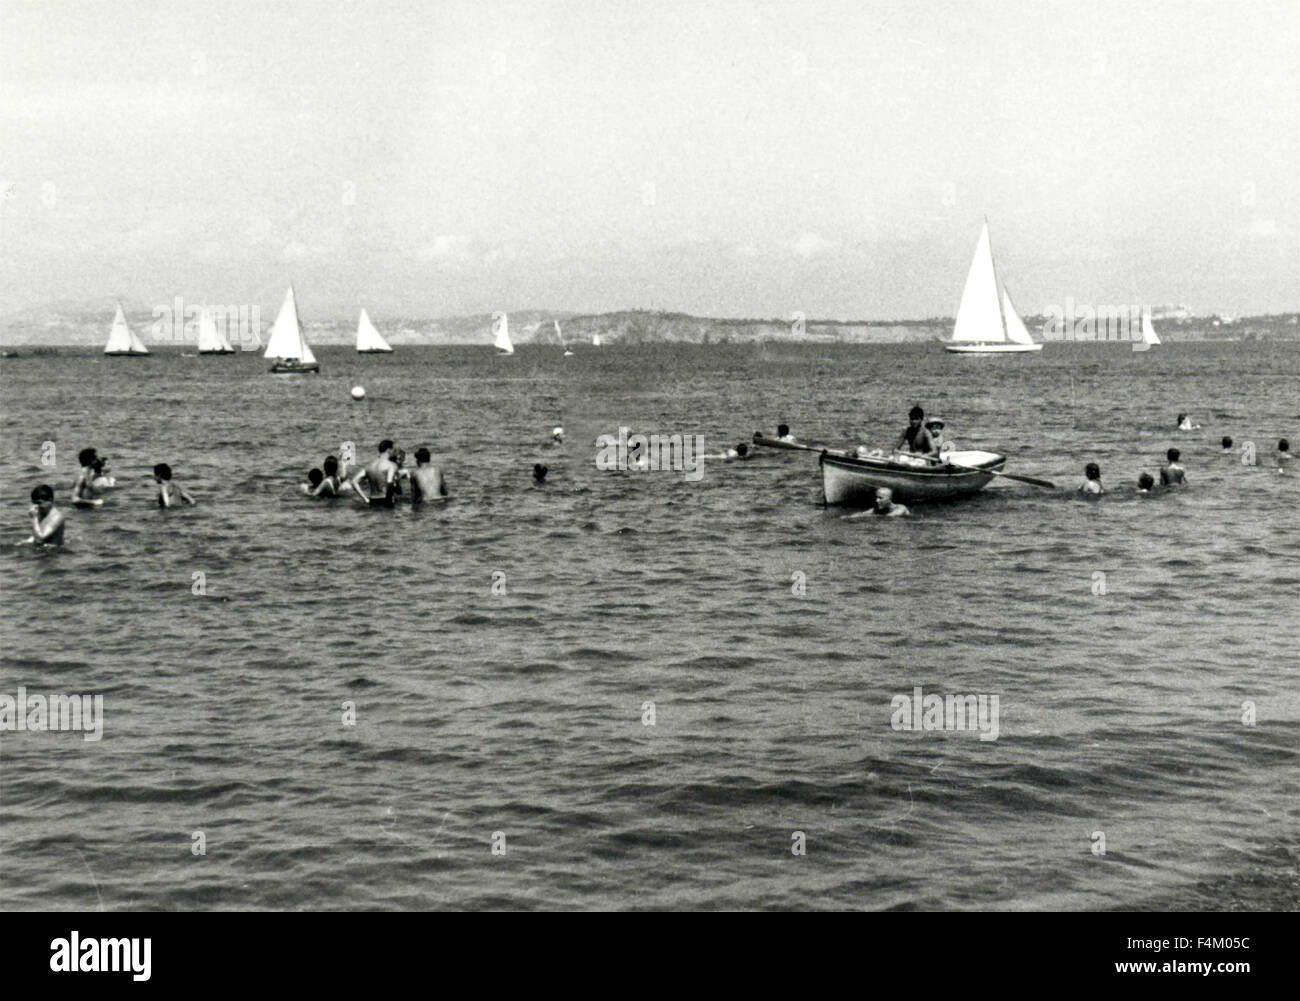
top-left (1, 342), bottom-right (1297, 910)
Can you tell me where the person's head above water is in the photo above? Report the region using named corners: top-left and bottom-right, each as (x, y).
top-left (552, 427), bottom-right (564, 441)
top-left (1222, 436), bottom-right (1233, 449)
top-left (1138, 472), bottom-right (1154, 491)
top-left (414, 447), bottom-right (430, 465)
top-left (308, 468), bottom-right (324, 487)
top-left (78, 447), bottom-right (98, 467)
top-left (392, 448), bottom-right (406, 467)
top-left (1176, 413), bottom-right (1187, 425)
top-left (31, 484), bottom-right (54, 505)
top-left (874, 487), bottom-right (893, 510)
top-left (908, 405), bottom-right (924, 424)
top-left (777, 423), bottom-right (790, 437)
top-left (153, 463), bottom-right (172, 481)
top-left (533, 463), bottom-right (548, 482)
top-left (1085, 462), bottom-right (1101, 480)
top-left (1167, 448), bottom-right (1180, 462)
top-left (736, 443), bottom-right (749, 457)
top-left (323, 456), bottom-right (339, 476)
top-left (378, 439), bottom-right (394, 455)
top-left (1280, 439), bottom-right (1291, 453)
top-left (91, 456), bottom-right (106, 474)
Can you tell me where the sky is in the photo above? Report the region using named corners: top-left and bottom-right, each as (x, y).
top-left (0, 0), bottom-right (1296, 320)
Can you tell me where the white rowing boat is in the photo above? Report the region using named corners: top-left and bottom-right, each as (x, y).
top-left (821, 449), bottom-right (1008, 505)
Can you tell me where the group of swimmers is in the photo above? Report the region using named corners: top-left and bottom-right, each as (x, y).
top-left (301, 439), bottom-right (448, 506)
top-left (22, 447), bottom-right (196, 546)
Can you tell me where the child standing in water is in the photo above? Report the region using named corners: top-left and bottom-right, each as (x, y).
top-left (1278, 439), bottom-right (1292, 473)
top-left (1160, 448), bottom-right (1187, 486)
top-left (1079, 462), bottom-right (1104, 495)
top-left (23, 485), bottom-right (65, 546)
top-left (153, 463), bottom-right (197, 508)
top-left (71, 448), bottom-right (103, 507)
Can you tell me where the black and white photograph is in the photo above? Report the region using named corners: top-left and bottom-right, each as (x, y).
top-left (0, 0), bottom-right (1295, 969)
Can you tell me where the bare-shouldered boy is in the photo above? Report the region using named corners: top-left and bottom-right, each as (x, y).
top-left (24, 485), bottom-right (65, 545)
top-left (409, 447), bottom-right (448, 503)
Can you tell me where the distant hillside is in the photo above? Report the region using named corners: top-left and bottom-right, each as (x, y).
top-left (1, 302), bottom-right (1297, 347)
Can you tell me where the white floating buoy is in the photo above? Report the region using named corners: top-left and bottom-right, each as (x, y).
top-left (351, 386), bottom-right (366, 400)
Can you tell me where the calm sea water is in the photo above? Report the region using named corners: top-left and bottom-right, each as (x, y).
top-left (1, 341), bottom-right (1297, 911)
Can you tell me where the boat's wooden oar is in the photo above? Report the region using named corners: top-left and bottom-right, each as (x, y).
top-left (752, 433), bottom-right (1056, 489)
top-left (906, 451), bottom-right (1056, 489)
top-left (752, 434), bottom-right (852, 458)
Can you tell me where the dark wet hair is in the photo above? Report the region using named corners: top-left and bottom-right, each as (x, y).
top-left (323, 456), bottom-right (339, 476)
top-left (533, 463), bottom-right (548, 482)
top-left (308, 468), bottom-right (323, 486)
top-left (31, 484), bottom-right (53, 503)
top-left (777, 424), bottom-right (789, 437)
top-left (414, 448), bottom-right (430, 464)
top-left (736, 443), bottom-right (749, 457)
top-left (1167, 448), bottom-right (1180, 461)
top-left (1138, 473), bottom-right (1154, 490)
top-left (91, 457), bottom-right (106, 474)
top-left (1085, 462), bottom-right (1101, 480)
top-left (909, 406), bottom-right (924, 422)
top-left (153, 463), bottom-right (172, 480)
top-left (378, 439), bottom-right (394, 453)
top-left (1281, 439), bottom-right (1290, 452)
top-left (1176, 413), bottom-right (1187, 424)
top-left (78, 447), bottom-right (98, 467)
top-left (1221, 436), bottom-right (1233, 449)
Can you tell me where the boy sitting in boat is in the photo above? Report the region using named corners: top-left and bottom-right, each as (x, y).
top-left (154, 463), bottom-right (197, 508)
top-left (1160, 448), bottom-right (1187, 486)
top-left (1079, 462), bottom-right (1104, 495)
top-left (894, 406), bottom-right (938, 456)
top-left (410, 448), bottom-right (448, 502)
top-left (23, 485), bottom-right (65, 546)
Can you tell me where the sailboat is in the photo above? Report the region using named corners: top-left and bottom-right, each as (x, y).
top-left (944, 221), bottom-right (1043, 353)
top-left (556, 320), bottom-right (574, 356)
top-left (355, 308), bottom-right (393, 353)
top-left (104, 303), bottom-right (149, 356)
top-left (197, 306), bottom-right (236, 354)
top-left (264, 286), bottom-right (320, 373)
top-left (493, 313), bottom-right (514, 355)
top-left (592, 332), bottom-right (602, 347)
top-left (1133, 309), bottom-right (1161, 351)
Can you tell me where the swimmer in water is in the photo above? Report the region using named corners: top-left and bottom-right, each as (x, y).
top-left (700, 443), bottom-right (752, 461)
top-left (301, 468), bottom-right (325, 496)
top-left (1160, 448), bottom-right (1186, 487)
top-left (308, 456), bottom-right (342, 497)
top-left (72, 448), bottom-right (103, 507)
top-left (776, 423), bottom-right (796, 443)
top-left (153, 463), bottom-right (197, 508)
top-left (22, 484), bottom-right (65, 546)
top-left (350, 439), bottom-right (399, 504)
top-left (1137, 472), bottom-right (1155, 494)
top-left (551, 427), bottom-right (565, 445)
top-left (1278, 438), bottom-right (1292, 473)
top-left (1176, 413), bottom-right (1201, 431)
top-left (90, 456), bottom-right (117, 490)
top-left (532, 463), bottom-right (548, 484)
top-left (846, 486), bottom-right (911, 518)
top-left (1079, 462), bottom-right (1104, 495)
top-left (409, 447), bottom-right (448, 502)
top-left (1221, 436), bottom-right (1234, 453)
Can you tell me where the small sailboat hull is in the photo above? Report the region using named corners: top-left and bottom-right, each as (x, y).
top-left (104, 351), bottom-right (149, 357)
top-left (944, 342), bottom-right (1043, 353)
top-left (821, 450), bottom-right (1006, 505)
top-left (269, 359), bottom-right (320, 374)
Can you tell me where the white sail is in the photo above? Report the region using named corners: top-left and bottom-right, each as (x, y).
top-left (356, 308), bottom-right (393, 352)
top-left (197, 306), bottom-right (234, 353)
top-left (493, 313), bottom-right (514, 354)
top-left (264, 286), bottom-right (316, 364)
top-left (1141, 310), bottom-right (1160, 346)
top-left (592, 332), bottom-right (601, 347)
top-left (105, 303), bottom-right (149, 354)
top-left (951, 221), bottom-right (1006, 343)
top-left (1001, 288), bottom-right (1036, 346)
